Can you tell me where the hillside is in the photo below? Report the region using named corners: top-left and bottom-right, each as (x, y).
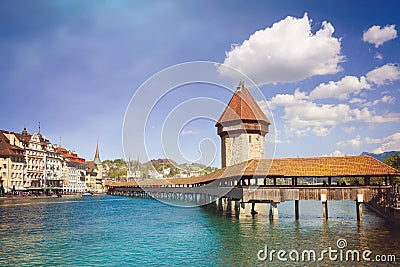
top-left (360, 151), bottom-right (400, 162)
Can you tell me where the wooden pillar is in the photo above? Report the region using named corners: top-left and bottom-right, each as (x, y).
top-left (263, 178), bottom-right (267, 186)
top-left (218, 198), bottom-right (223, 212)
top-left (294, 200), bottom-right (299, 220)
top-left (251, 202), bottom-right (258, 215)
top-left (273, 178), bottom-right (277, 186)
top-left (328, 177), bottom-right (332, 186)
top-left (321, 194), bottom-right (328, 219)
top-left (226, 199), bottom-right (232, 215)
top-left (356, 194), bottom-right (363, 221)
top-left (234, 200), bottom-right (241, 218)
top-left (269, 201), bottom-right (278, 220)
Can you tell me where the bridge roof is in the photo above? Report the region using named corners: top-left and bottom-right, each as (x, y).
top-left (108, 156), bottom-right (399, 187)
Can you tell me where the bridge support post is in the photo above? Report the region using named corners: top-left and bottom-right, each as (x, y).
top-left (226, 199), bottom-right (233, 215)
top-left (321, 194), bottom-right (328, 219)
top-left (251, 202), bottom-right (258, 215)
top-left (234, 200), bottom-right (241, 217)
top-left (295, 200), bottom-right (299, 220)
top-left (217, 198), bottom-right (223, 212)
top-left (269, 201), bottom-right (278, 220)
top-left (356, 194), bottom-right (363, 221)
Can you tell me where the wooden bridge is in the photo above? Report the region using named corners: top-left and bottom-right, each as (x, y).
top-left (107, 156), bottom-right (399, 221)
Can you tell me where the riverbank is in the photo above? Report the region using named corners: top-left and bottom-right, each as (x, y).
top-left (0, 192), bottom-right (106, 201)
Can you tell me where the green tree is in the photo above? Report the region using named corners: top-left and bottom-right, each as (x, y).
top-left (384, 154), bottom-right (400, 171)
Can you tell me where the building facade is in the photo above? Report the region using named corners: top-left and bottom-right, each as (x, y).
top-left (216, 82), bottom-right (270, 167)
top-left (85, 144), bottom-right (104, 192)
top-left (0, 128), bottom-right (86, 194)
top-left (56, 147), bottom-right (86, 193)
top-left (0, 131), bottom-right (25, 193)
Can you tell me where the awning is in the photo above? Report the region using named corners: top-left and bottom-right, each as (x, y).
top-left (42, 187), bottom-right (62, 190)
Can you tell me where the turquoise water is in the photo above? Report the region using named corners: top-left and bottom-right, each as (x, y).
top-left (0, 195), bottom-right (399, 266)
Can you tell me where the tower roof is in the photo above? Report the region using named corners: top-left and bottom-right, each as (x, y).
top-left (94, 143), bottom-right (101, 165)
top-left (216, 82), bottom-right (270, 125)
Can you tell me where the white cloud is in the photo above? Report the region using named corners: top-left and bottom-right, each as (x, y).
top-left (337, 133), bottom-right (400, 153)
top-left (321, 150), bottom-right (344, 157)
top-left (362, 25), bottom-right (397, 47)
top-left (180, 129), bottom-right (196, 136)
top-left (337, 135), bottom-right (363, 149)
top-left (343, 126), bottom-right (356, 134)
top-left (351, 95), bottom-right (396, 107)
top-left (349, 98), bottom-right (367, 105)
top-left (366, 63), bottom-right (400, 85)
top-left (381, 95), bottom-right (396, 104)
top-left (220, 13), bottom-right (344, 85)
top-left (269, 90), bottom-right (400, 137)
top-left (312, 126), bottom-right (330, 136)
top-left (309, 76), bottom-right (370, 100)
top-left (374, 52), bottom-right (383, 60)
top-left (365, 132), bottom-right (400, 153)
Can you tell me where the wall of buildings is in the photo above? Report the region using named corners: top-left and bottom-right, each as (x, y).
top-left (0, 129), bottom-right (88, 194)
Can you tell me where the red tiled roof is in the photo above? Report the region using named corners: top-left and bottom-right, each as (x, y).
top-left (0, 132), bottom-right (24, 157)
top-left (55, 147), bottom-right (85, 164)
top-left (216, 83), bottom-right (270, 125)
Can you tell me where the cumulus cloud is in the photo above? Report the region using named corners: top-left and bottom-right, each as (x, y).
top-left (374, 52), bottom-right (383, 60)
top-left (337, 135), bottom-right (363, 149)
top-left (365, 132), bottom-right (400, 153)
top-left (220, 13), bottom-right (344, 85)
top-left (362, 25), bottom-right (397, 47)
top-left (268, 90), bottom-right (400, 137)
top-left (366, 63), bottom-right (400, 85)
top-left (337, 132), bottom-right (400, 153)
top-left (350, 95), bottom-right (396, 107)
top-left (309, 76), bottom-right (370, 100)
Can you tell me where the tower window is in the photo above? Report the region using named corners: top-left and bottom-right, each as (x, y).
top-left (249, 136), bottom-right (252, 143)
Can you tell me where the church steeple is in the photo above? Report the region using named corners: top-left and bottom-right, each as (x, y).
top-left (94, 142), bottom-right (101, 165)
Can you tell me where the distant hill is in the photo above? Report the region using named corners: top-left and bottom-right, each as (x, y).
top-left (360, 151), bottom-right (400, 162)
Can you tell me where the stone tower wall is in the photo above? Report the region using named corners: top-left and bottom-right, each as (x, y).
top-left (221, 132), bottom-right (265, 167)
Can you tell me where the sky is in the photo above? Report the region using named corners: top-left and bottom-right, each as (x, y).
top-left (1, 1), bottom-right (399, 167)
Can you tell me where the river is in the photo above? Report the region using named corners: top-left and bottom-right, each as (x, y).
top-left (0, 195), bottom-right (399, 266)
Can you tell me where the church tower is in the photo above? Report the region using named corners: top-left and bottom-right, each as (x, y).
top-left (93, 142), bottom-right (101, 165)
top-left (216, 82), bottom-right (270, 167)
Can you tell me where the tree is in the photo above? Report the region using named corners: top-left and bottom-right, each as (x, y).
top-left (384, 154), bottom-right (400, 171)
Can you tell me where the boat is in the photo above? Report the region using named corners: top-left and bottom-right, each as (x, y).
top-left (82, 192), bottom-right (93, 197)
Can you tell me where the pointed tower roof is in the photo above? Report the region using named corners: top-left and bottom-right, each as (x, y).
top-left (94, 143), bottom-right (101, 165)
top-left (217, 82), bottom-right (270, 125)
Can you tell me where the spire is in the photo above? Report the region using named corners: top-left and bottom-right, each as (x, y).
top-left (94, 142), bottom-right (101, 165)
top-left (216, 82), bottom-right (270, 130)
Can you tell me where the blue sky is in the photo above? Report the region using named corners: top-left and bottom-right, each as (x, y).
top-left (1, 1), bottom-right (399, 166)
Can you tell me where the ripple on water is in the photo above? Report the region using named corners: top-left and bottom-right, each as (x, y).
top-left (1, 196), bottom-right (399, 266)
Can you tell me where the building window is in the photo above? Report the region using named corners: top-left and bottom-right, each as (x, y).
top-left (248, 136), bottom-right (252, 143)
top-left (3, 164), bottom-right (6, 169)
